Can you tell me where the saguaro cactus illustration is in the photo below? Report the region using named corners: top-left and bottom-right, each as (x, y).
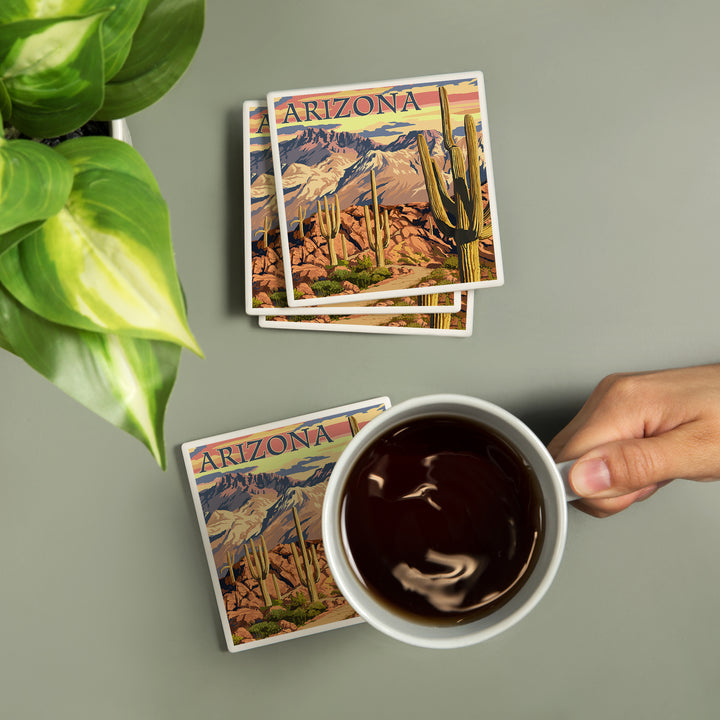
top-left (255, 216), bottom-right (270, 250)
top-left (290, 506), bottom-right (320, 602)
top-left (416, 86), bottom-right (493, 282)
top-left (294, 204), bottom-right (306, 240)
top-left (317, 195), bottom-right (341, 265)
top-left (419, 293), bottom-right (451, 329)
top-left (348, 414), bottom-right (360, 437)
top-left (363, 169), bottom-right (391, 268)
top-left (222, 550), bottom-right (237, 584)
top-left (244, 535), bottom-right (272, 606)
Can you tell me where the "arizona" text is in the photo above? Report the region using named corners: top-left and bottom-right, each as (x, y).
top-left (280, 90), bottom-right (421, 124)
top-left (198, 424), bottom-right (334, 472)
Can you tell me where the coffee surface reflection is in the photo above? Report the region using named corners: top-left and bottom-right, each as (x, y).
top-left (340, 416), bottom-right (545, 624)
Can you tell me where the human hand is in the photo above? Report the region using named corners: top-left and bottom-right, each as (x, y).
top-left (548, 364), bottom-right (720, 517)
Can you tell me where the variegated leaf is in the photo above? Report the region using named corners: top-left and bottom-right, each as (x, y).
top-left (0, 136), bottom-right (202, 355)
top-left (98, 0), bottom-right (204, 119)
top-left (0, 280), bottom-right (179, 467)
top-left (0, 1), bottom-right (149, 81)
top-left (0, 134), bottom-right (73, 235)
top-left (0, 11), bottom-right (107, 137)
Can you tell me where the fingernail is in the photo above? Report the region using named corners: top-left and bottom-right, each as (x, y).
top-left (572, 458), bottom-right (612, 496)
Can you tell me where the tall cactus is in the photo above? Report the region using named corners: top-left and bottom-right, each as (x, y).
top-left (416, 86), bottom-right (493, 282)
top-left (418, 292), bottom-right (439, 309)
top-left (294, 204), bottom-right (306, 240)
top-left (433, 313), bottom-right (452, 330)
top-left (317, 195), bottom-right (341, 265)
top-left (363, 169), bottom-right (391, 268)
top-left (290, 506), bottom-right (320, 602)
top-left (221, 550), bottom-right (237, 584)
top-left (244, 535), bottom-right (272, 606)
top-left (271, 572), bottom-right (281, 602)
top-left (348, 414), bottom-right (360, 437)
top-left (255, 216), bottom-right (270, 251)
top-left (419, 293), bottom-right (451, 329)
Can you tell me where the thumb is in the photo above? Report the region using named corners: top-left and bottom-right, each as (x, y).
top-left (569, 426), bottom-right (699, 499)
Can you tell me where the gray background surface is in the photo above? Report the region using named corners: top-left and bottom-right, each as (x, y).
top-left (2, 1), bottom-right (719, 718)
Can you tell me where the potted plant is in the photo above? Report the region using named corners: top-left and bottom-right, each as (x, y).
top-left (0, 0), bottom-right (205, 468)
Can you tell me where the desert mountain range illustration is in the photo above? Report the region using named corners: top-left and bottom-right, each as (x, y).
top-left (250, 126), bottom-right (488, 236)
top-left (200, 463), bottom-right (332, 576)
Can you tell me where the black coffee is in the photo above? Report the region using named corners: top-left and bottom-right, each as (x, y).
top-left (340, 415), bottom-right (545, 625)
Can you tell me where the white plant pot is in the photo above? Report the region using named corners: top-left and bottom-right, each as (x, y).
top-left (111, 119), bottom-right (132, 145)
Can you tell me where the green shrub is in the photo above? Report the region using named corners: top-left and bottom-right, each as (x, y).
top-left (311, 280), bottom-right (345, 297)
top-left (284, 608), bottom-right (308, 626)
top-left (286, 592), bottom-right (307, 609)
top-left (248, 621), bottom-right (281, 640)
top-left (369, 267), bottom-right (392, 284)
top-left (352, 256), bottom-right (374, 272)
top-left (330, 268), bottom-right (352, 282)
top-left (328, 267), bottom-right (391, 290)
top-left (267, 606), bottom-right (288, 621)
top-left (307, 601), bottom-right (327, 619)
top-left (269, 290), bottom-right (288, 307)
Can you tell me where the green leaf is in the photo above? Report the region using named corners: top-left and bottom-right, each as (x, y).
top-left (0, 79), bottom-right (11, 122)
top-left (0, 219), bottom-right (45, 256)
top-left (0, 136), bottom-right (202, 355)
top-left (57, 131), bottom-right (160, 191)
top-left (0, 320), bottom-right (13, 352)
top-left (0, 1), bottom-right (35, 23)
top-left (0, 280), bottom-right (179, 467)
top-left (0, 1), bottom-right (151, 82)
top-left (86, 0), bottom-right (150, 81)
top-left (0, 11), bottom-right (108, 137)
top-left (97, 0), bottom-right (204, 119)
top-left (0, 135), bottom-right (73, 234)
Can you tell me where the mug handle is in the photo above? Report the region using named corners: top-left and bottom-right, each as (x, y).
top-left (556, 460), bottom-right (581, 502)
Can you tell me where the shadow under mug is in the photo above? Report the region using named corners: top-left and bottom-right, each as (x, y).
top-left (322, 394), bottom-right (577, 649)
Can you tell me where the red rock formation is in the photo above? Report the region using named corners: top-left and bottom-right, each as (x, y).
top-left (222, 540), bottom-right (356, 645)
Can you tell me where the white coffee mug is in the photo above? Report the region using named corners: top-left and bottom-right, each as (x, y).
top-left (322, 394), bottom-right (577, 649)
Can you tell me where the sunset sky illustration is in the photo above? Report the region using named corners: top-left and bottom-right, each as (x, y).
top-left (246, 101), bottom-right (271, 151)
top-left (267, 75), bottom-right (484, 144)
top-left (245, 75), bottom-right (485, 155)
